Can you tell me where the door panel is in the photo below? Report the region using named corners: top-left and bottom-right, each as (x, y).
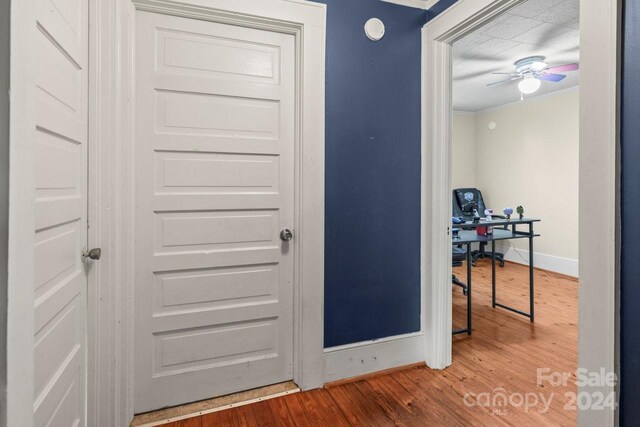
top-left (34, 0), bottom-right (88, 426)
top-left (134, 12), bottom-right (296, 413)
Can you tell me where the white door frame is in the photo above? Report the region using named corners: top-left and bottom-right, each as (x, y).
top-left (88, 0), bottom-right (326, 424)
top-left (421, 0), bottom-right (528, 370)
top-left (422, 1), bottom-right (620, 426)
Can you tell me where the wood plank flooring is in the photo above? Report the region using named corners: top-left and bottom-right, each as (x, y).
top-left (157, 261), bottom-right (578, 426)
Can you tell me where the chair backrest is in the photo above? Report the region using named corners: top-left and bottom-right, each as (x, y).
top-left (452, 188), bottom-right (488, 220)
top-left (452, 246), bottom-right (466, 263)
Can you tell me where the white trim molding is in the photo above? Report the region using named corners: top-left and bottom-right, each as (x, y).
top-left (87, 1), bottom-right (137, 424)
top-left (382, 0), bottom-right (440, 10)
top-left (578, 0), bottom-right (621, 425)
top-left (502, 247), bottom-right (579, 278)
top-left (89, 0), bottom-right (325, 424)
top-left (324, 333), bottom-right (426, 383)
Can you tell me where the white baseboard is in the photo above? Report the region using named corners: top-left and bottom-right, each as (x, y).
top-left (502, 246), bottom-right (578, 278)
top-left (323, 332), bottom-right (425, 383)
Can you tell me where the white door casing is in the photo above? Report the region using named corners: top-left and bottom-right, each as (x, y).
top-left (84, 0), bottom-right (325, 423)
top-left (34, 0), bottom-right (89, 425)
top-left (421, 0), bottom-right (526, 370)
top-left (134, 11), bottom-right (296, 412)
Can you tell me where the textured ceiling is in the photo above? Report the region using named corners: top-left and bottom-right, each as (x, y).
top-left (452, 0), bottom-right (580, 112)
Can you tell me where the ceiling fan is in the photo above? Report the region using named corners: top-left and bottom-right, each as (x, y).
top-left (487, 56), bottom-right (579, 95)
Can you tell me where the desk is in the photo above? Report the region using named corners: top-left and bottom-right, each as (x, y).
top-left (452, 218), bottom-right (540, 335)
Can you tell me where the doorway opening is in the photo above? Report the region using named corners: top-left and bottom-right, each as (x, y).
top-left (423, 0), bottom-right (618, 424)
top-left (450, 0), bottom-right (580, 420)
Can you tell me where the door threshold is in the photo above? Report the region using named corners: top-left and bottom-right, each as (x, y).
top-left (131, 381), bottom-right (300, 427)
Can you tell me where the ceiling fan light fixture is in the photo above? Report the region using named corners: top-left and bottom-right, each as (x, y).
top-left (518, 77), bottom-right (541, 94)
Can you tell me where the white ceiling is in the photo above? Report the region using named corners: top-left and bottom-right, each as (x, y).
top-left (452, 0), bottom-right (580, 112)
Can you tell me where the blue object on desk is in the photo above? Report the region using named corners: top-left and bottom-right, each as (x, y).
top-left (452, 216), bottom-right (463, 224)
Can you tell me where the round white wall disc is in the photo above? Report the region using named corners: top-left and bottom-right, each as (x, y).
top-left (365, 18), bottom-right (385, 41)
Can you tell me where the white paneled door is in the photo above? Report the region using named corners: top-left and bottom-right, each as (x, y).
top-left (34, 0), bottom-right (89, 426)
top-left (134, 12), bottom-right (296, 413)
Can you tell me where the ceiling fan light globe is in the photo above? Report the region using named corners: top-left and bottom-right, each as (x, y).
top-left (518, 77), bottom-right (541, 94)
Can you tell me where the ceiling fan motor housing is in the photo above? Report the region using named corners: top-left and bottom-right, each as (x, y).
top-left (515, 55), bottom-right (547, 75)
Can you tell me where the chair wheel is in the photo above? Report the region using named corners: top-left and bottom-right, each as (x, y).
top-left (499, 260), bottom-right (505, 267)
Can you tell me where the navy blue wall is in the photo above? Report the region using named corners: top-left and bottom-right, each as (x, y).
top-left (312, 0), bottom-right (426, 348)
top-left (621, 0), bottom-right (640, 424)
top-left (427, 0), bottom-right (458, 20)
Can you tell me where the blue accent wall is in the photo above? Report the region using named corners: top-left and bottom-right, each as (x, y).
top-left (621, 1), bottom-right (640, 424)
top-left (427, 0), bottom-right (458, 20)
top-left (311, 0), bottom-right (427, 348)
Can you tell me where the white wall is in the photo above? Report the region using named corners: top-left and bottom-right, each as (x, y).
top-left (452, 112), bottom-right (477, 189)
top-left (452, 88), bottom-right (580, 276)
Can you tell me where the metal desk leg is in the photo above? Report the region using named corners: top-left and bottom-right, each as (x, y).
top-left (493, 221), bottom-right (536, 321)
top-left (529, 223), bottom-right (535, 322)
top-left (467, 242), bottom-right (472, 335)
top-left (453, 242), bottom-right (473, 336)
top-left (492, 239), bottom-right (496, 308)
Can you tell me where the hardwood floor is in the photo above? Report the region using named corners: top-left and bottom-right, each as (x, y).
top-left (161, 262), bottom-right (578, 426)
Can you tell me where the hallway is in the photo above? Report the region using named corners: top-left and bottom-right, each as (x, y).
top-left (155, 262), bottom-right (578, 426)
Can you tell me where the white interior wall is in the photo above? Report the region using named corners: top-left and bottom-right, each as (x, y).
top-left (452, 112), bottom-right (477, 189)
top-left (452, 88), bottom-right (580, 276)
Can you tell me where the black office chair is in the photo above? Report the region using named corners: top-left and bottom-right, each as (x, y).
top-left (452, 188), bottom-right (505, 267)
top-left (452, 246), bottom-right (467, 295)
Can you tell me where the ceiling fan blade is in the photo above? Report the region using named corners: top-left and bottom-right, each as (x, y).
top-left (486, 76), bottom-right (521, 87)
top-left (546, 63), bottom-right (579, 73)
top-left (539, 73), bottom-right (567, 82)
